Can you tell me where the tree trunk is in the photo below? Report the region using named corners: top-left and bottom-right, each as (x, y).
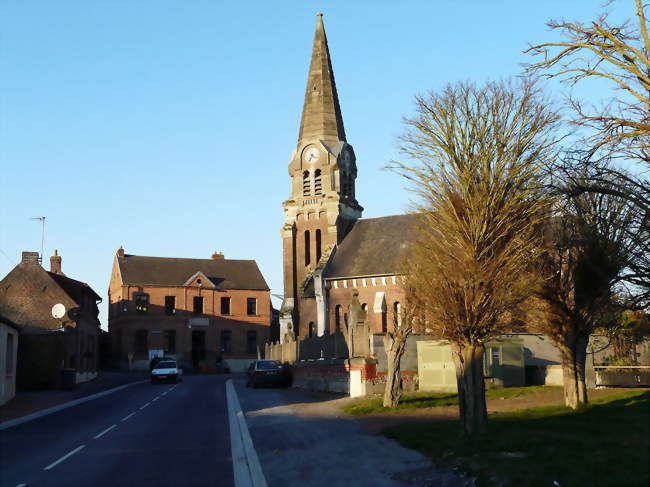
top-left (452, 344), bottom-right (488, 435)
top-left (575, 334), bottom-right (589, 404)
top-left (559, 332), bottom-right (590, 409)
top-left (560, 351), bottom-right (580, 409)
top-left (383, 333), bottom-right (407, 407)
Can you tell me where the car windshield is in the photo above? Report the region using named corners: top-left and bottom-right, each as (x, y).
top-left (257, 360), bottom-right (280, 370)
top-left (155, 361), bottom-right (177, 369)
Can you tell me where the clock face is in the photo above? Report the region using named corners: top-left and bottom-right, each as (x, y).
top-left (304, 147), bottom-right (320, 164)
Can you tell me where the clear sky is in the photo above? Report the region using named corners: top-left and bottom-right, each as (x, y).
top-left (0, 1), bottom-right (630, 328)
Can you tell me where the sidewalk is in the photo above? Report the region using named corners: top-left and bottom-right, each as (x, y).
top-left (234, 379), bottom-right (470, 487)
top-left (0, 371), bottom-right (147, 422)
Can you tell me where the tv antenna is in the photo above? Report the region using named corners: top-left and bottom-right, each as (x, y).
top-left (30, 216), bottom-right (46, 264)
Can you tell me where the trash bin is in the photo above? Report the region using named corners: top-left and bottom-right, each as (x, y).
top-left (62, 369), bottom-right (77, 390)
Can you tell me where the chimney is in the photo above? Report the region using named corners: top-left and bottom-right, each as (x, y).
top-left (211, 251), bottom-right (224, 260)
top-left (50, 249), bottom-right (62, 274)
top-left (21, 251), bottom-right (40, 266)
top-left (117, 246), bottom-right (125, 257)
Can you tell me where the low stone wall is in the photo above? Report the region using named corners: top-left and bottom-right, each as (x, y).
top-left (291, 358), bottom-right (378, 397)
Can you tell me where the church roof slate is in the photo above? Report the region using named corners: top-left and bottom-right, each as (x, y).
top-left (117, 255), bottom-right (269, 291)
top-left (324, 214), bottom-right (419, 279)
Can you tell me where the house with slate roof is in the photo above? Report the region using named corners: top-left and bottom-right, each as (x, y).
top-left (0, 251), bottom-right (102, 388)
top-left (108, 247), bottom-right (271, 372)
top-left (279, 15), bottom-right (415, 341)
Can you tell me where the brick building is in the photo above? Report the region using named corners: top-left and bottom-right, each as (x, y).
top-left (0, 251), bottom-right (102, 388)
top-left (108, 247), bottom-right (271, 372)
top-left (280, 15), bottom-right (414, 341)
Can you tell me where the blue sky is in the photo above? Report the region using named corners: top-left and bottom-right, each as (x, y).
top-left (0, 1), bottom-right (630, 328)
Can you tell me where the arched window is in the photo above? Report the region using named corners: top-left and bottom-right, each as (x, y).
top-left (394, 302), bottom-right (402, 327)
top-left (308, 322), bottom-right (315, 338)
top-left (361, 303), bottom-right (367, 311)
top-left (381, 307), bottom-right (388, 333)
top-left (304, 230), bottom-right (311, 266)
top-left (314, 169), bottom-right (322, 195)
top-left (303, 171), bottom-right (311, 196)
top-left (335, 305), bottom-right (342, 332)
top-left (315, 229), bottom-right (322, 262)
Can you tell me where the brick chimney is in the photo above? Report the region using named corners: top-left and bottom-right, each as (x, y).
top-left (117, 246), bottom-right (125, 257)
top-left (21, 251), bottom-right (40, 266)
top-left (50, 249), bottom-right (62, 274)
top-left (211, 251), bottom-right (224, 260)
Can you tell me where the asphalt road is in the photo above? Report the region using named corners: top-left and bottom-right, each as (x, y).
top-left (0, 375), bottom-right (234, 487)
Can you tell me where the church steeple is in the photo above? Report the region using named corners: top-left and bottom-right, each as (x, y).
top-left (280, 14), bottom-right (362, 341)
top-left (298, 13), bottom-right (346, 144)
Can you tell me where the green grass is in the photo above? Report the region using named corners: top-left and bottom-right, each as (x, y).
top-left (341, 385), bottom-right (558, 416)
top-left (382, 390), bottom-right (650, 487)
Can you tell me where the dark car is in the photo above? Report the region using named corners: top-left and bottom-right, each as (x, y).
top-left (246, 360), bottom-right (289, 388)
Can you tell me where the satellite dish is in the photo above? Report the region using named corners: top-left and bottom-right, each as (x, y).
top-left (52, 303), bottom-right (66, 319)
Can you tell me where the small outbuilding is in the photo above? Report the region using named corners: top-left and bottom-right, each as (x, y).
top-left (417, 338), bottom-right (525, 392)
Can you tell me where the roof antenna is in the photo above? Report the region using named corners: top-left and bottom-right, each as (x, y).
top-left (30, 216), bottom-right (46, 264)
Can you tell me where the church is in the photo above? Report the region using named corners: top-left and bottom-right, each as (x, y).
top-left (279, 14), bottom-right (415, 342)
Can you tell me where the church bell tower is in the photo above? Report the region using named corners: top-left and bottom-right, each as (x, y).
top-left (280, 14), bottom-right (362, 340)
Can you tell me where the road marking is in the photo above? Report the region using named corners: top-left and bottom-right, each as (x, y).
top-left (152, 396), bottom-right (160, 402)
top-left (226, 379), bottom-right (267, 487)
top-left (44, 445), bottom-right (85, 470)
top-left (16, 483), bottom-right (27, 487)
top-left (0, 380), bottom-right (147, 431)
top-left (139, 402), bottom-right (150, 410)
top-left (93, 424), bottom-right (117, 439)
top-left (121, 412), bottom-right (136, 422)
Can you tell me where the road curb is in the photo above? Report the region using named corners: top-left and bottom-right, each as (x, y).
top-left (0, 380), bottom-right (147, 431)
top-left (226, 379), bottom-right (268, 487)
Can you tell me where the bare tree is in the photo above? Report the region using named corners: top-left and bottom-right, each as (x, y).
top-left (382, 284), bottom-right (418, 408)
top-left (525, 0), bottom-right (650, 164)
top-left (530, 177), bottom-right (633, 408)
top-left (526, 1), bottom-right (650, 305)
top-left (390, 80), bottom-right (560, 434)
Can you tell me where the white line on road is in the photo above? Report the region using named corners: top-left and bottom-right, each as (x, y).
top-left (93, 424), bottom-right (117, 439)
top-left (0, 380), bottom-right (147, 431)
top-left (121, 412), bottom-right (136, 422)
top-left (139, 402), bottom-right (150, 410)
top-left (44, 445), bottom-right (85, 470)
top-left (152, 396), bottom-right (160, 402)
top-left (226, 379), bottom-right (267, 487)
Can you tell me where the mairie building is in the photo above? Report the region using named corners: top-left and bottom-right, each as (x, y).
top-left (108, 247), bottom-right (271, 372)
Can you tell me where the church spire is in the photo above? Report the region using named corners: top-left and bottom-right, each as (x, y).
top-left (298, 13), bottom-right (346, 144)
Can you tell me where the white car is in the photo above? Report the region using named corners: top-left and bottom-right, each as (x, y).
top-left (151, 360), bottom-right (183, 384)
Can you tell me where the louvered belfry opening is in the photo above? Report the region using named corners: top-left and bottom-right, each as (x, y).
top-left (314, 169), bottom-right (322, 194)
top-left (303, 170), bottom-right (311, 196)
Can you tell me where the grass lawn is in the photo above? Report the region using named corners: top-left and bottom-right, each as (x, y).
top-left (382, 390), bottom-right (650, 487)
top-left (342, 385), bottom-right (558, 416)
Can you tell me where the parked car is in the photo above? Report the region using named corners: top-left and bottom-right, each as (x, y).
top-left (151, 360), bottom-right (183, 384)
top-left (246, 360), bottom-right (290, 388)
